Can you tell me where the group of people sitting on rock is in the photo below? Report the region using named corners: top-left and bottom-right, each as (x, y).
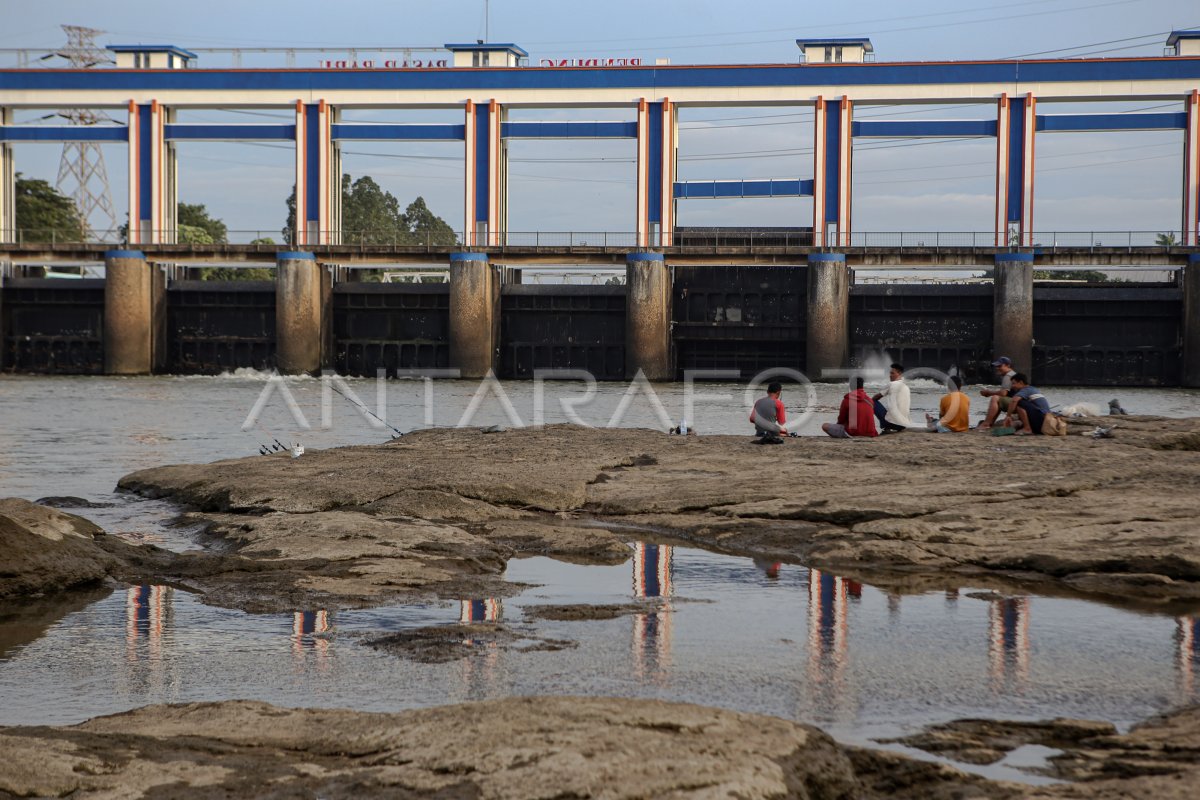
top-left (752, 356), bottom-right (1062, 441)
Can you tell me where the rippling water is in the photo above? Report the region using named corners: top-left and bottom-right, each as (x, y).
top-left (1, 374), bottom-right (1198, 766)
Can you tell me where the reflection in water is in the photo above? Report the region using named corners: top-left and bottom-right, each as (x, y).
top-left (291, 611), bottom-right (333, 671)
top-left (633, 543), bottom-right (674, 681)
top-left (807, 569), bottom-right (860, 717)
top-left (1177, 617), bottom-right (1200, 699)
top-left (988, 598), bottom-right (1031, 691)
top-left (455, 600), bottom-right (503, 700)
top-left (459, 599), bottom-right (503, 623)
top-left (122, 585), bottom-right (176, 696)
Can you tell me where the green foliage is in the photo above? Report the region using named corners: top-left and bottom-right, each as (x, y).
top-left (199, 266), bottom-right (274, 281)
top-left (283, 176), bottom-right (458, 245)
top-left (178, 224), bottom-right (214, 244)
top-left (250, 237), bottom-right (275, 245)
top-left (1033, 269), bottom-right (1113, 283)
top-left (401, 196), bottom-right (458, 245)
top-left (1156, 232), bottom-right (1179, 247)
top-left (178, 203), bottom-right (228, 243)
top-left (14, 174), bottom-right (86, 242)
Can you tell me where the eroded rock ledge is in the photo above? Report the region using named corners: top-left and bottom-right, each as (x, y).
top-left (114, 418), bottom-right (1200, 610)
top-left (2, 697), bottom-right (1197, 799)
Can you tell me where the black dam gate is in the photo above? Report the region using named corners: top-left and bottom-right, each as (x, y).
top-left (672, 265), bottom-right (807, 379)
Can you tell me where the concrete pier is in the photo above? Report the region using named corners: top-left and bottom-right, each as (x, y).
top-left (625, 252), bottom-right (671, 380)
top-left (275, 252), bottom-right (322, 375)
top-left (103, 250), bottom-right (156, 375)
top-left (993, 253), bottom-right (1034, 377)
top-left (806, 254), bottom-right (849, 380)
top-left (1184, 255), bottom-right (1200, 388)
top-left (449, 253), bottom-right (499, 378)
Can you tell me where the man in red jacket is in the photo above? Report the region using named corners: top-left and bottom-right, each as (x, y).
top-left (822, 377), bottom-right (879, 438)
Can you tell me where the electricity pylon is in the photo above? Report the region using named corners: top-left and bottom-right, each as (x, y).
top-left (54, 25), bottom-right (118, 241)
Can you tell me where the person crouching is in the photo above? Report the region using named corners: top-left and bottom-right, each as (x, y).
top-left (750, 381), bottom-right (788, 443)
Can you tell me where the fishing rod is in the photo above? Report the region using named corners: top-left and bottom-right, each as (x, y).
top-left (324, 379), bottom-right (405, 439)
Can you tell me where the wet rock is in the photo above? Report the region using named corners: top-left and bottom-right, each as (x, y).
top-left (883, 717), bottom-right (1117, 766)
top-left (523, 602), bottom-right (665, 622)
top-left (886, 705), bottom-right (1200, 799)
top-left (117, 421), bottom-right (1200, 605)
top-left (34, 496), bottom-right (113, 509)
top-left (0, 499), bottom-right (117, 598)
top-left (0, 697), bottom-right (951, 799)
top-left (478, 519), bottom-right (632, 564)
top-left (365, 623), bottom-right (575, 663)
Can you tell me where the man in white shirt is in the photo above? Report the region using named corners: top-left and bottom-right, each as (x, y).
top-left (872, 363), bottom-right (911, 434)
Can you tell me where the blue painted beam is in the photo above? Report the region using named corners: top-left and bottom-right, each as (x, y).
top-left (0, 126), bottom-right (127, 142)
top-left (164, 123), bottom-right (295, 141)
top-left (3, 58), bottom-right (1200, 92)
top-left (1035, 112), bottom-right (1187, 132)
top-left (331, 123), bottom-right (465, 141)
top-left (673, 179), bottom-right (813, 199)
top-left (500, 121), bottom-right (637, 139)
top-left (852, 119), bottom-right (997, 137)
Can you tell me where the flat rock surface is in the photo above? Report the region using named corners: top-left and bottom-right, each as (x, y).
top-left (0, 499), bottom-right (120, 599)
top-left (0, 696), bottom-right (1003, 800)
top-left (118, 419), bottom-right (1200, 606)
top-left (4, 696), bottom-right (1197, 799)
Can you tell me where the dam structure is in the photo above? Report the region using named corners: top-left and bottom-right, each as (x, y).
top-left (1, 34), bottom-right (1200, 384)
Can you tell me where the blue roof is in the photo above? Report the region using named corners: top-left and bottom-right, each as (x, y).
top-left (796, 38), bottom-right (873, 50)
top-left (1167, 30), bottom-right (1200, 46)
top-left (444, 42), bottom-right (529, 57)
top-left (107, 44), bottom-right (198, 59)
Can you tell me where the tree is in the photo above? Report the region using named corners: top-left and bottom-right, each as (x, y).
top-left (402, 196), bottom-right (458, 245)
top-left (178, 203), bottom-right (228, 243)
top-left (14, 174), bottom-right (86, 242)
top-left (1034, 269), bottom-right (1112, 283)
top-left (284, 175), bottom-right (457, 245)
top-left (1156, 232), bottom-right (1179, 247)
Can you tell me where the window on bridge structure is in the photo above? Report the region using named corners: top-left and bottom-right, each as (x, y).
top-left (7, 107), bottom-right (128, 245)
top-left (335, 108), bottom-right (465, 248)
top-left (1031, 100), bottom-right (1182, 247)
top-left (503, 107), bottom-right (637, 245)
top-left (851, 103), bottom-right (998, 246)
top-left (673, 105), bottom-right (813, 240)
top-left (169, 108), bottom-right (296, 245)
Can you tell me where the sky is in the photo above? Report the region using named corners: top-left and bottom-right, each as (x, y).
top-left (2, 0), bottom-right (1198, 240)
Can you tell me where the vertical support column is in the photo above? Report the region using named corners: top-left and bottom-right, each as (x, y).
top-left (128, 101), bottom-right (168, 244)
top-left (639, 99), bottom-right (677, 248)
top-left (1184, 90), bottom-right (1200, 246)
top-left (996, 93), bottom-right (1037, 246)
top-left (463, 101), bottom-right (503, 247)
top-left (449, 252), bottom-right (499, 378)
top-left (0, 107), bottom-right (13, 243)
top-left (806, 253), bottom-right (850, 379)
top-left (1183, 255), bottom-right (1200, 387)
top-left (993, 253), bottom-right (1034, 379)
top-left (276, 252), bottom-right (322, 375)
top-left (294, 101), bottom-right (333, 246)
top-left (625, 252), bottom-right (671, 380)
top-left (813, 97), bottom-right (853, 247)
top-left (104, 250), bottom-right (156, 375)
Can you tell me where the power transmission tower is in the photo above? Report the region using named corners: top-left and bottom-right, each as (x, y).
top-left (54, 25), bottom-right (118, 241)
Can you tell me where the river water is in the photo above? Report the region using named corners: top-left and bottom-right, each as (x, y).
top-left (1, 374), bottom-right (1199, 777)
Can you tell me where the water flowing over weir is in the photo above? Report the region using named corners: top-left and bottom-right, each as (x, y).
top-left (3, 254), bottom-right (1197, 386)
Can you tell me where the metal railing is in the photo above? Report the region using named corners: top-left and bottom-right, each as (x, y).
top-left (0, 229), bottom-right (1193, 249)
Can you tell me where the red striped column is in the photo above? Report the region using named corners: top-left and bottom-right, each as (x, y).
top-left (1185, 90), bottom-right (1200, 246)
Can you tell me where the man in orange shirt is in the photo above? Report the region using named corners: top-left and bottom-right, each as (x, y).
top-left (926, 375), bottom-right (971, 432)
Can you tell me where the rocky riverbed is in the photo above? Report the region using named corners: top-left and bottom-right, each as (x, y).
top-left (5, 418), bottom-right (1200, 798)
top-left (0, 697), bottom-right (1197, 799)
top-left (108, 416), bottom-right (1200, 611)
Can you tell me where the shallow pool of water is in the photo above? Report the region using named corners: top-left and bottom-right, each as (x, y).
top-left (1, 541), bottom-right (1195, 753)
